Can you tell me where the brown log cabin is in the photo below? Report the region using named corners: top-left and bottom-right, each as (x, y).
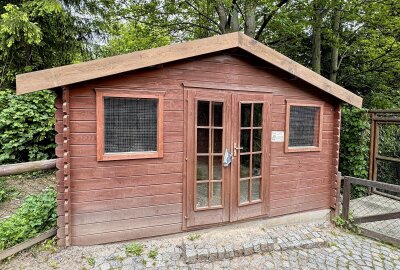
top-left (16, 32), bottom-right (362, 246)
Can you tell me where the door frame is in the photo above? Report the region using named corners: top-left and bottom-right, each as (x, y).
top-left (183, 86), bottom-right (272, 230)
top-left (230, 92), bottom-right (272, 222)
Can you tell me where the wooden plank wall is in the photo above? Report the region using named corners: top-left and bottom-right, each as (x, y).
top-left (61, 50), bottom-right (340, 245)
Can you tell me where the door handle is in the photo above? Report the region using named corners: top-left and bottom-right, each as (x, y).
top-left (233, 143), bottom-right (243, 156)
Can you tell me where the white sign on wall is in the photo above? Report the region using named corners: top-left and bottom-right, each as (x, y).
top-left (271, 131), bottom-right (285, 142)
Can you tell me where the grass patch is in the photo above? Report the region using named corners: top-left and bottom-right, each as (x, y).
top-left (125, 242), bottom-right (144, 257)
top-left (86, 257), bottom-right (95, 267)
top-left (187, 233), bottom-right (201, 241)
top-left (328, 242), bottom-right (338, 247)
top-left (148, 248), bottom-right (158, 260)
top-left (48, 260), bottom-right (59, 269)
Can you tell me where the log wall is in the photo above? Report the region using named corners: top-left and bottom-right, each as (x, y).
top-left (55, 50), bottom-right (341, 245)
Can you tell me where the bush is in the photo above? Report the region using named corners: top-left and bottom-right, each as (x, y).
top-left (339, 106), bottom-right (370, 178)
top-left (339, 106), bottom-right (370, 198)
top-left (0, 187), bottom-right (57, 251)
top-left (0, 89), bottom-right (56, 165)
top-left (0, 179), bottom-right (17, 203)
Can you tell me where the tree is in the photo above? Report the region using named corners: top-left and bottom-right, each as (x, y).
top-left (0, 0), bottom-right (92, 164)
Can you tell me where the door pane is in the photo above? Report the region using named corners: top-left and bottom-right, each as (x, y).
top-left (253, 103), bottom-right (263, 127)
top-left (211, 182), bottom-right (222, 206)
top-left (240, 180), bottom-right (250, 203)
top-left (252, 178), bottom-right (261, 200)
top-left (241, 104), bottom-right (251, 127)
top-left (212, 102), bottom-right (223, 127)
top-left (252, 154), bottom-right (262, 177)
top-left (240, 155), bottom-right (250, 178)
top-left (196, 156), bottom-right (209, 180)
top-left (240, 130), bottom-right (251, 153)
top-left (197, 129), bottom-right (209, 153)
top-left (253, 129), bottom-right (262, 152)
top-left (197, 101), bottom-right (209, 126)
top-left (196, 182), bottom-right (209, 208)
top-left (213, 129), bottom-right (223, 153)
top-left (213, 156), bottom-right (222, 180)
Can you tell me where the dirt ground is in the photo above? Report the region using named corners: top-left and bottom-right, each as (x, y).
top-left (0, 170), bottom-right (56, 220)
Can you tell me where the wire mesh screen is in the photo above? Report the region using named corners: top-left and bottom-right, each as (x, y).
top-left (104, 97), bottom-right (158, 153)
top-left (378, 124), bottom-right (400, 159)
top-left (377, 160), bottom-right (400, 195)
top-left (288, 106), bottom-right (320, 147)
top-left (376, 123), bottom-right (400, 193)
top-left (348, 191), bottom-right (400, 244)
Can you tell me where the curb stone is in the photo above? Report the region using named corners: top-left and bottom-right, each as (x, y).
top-left (183, 235), bottom-right (329, 264)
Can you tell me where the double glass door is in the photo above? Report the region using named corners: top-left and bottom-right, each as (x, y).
top-left (185, 89), bottom-right (271, 228)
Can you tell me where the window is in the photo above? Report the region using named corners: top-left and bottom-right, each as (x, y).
top-left (285, 100), bottom-right (323, 152)
top-left (96, 89), bottom-right (164, 161)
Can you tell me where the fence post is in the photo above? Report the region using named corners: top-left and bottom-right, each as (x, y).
top-left (334, 172), bottom-right (342, 217)
top-left (342, 176), bottom-right (351, 221)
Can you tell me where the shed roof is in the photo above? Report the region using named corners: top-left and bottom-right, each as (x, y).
top-left (16, 32), bottom-right (362, 108)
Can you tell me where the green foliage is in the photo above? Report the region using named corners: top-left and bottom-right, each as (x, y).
top-left (0, 178), bottom-right (17, 202)
top-left (187, 233), bottom-right (201, 241)
top-left (99, 22), bottom-right (171, 57)
top-left (148, 248), bottom-right (158, 260)
top-left (0, 1), bottom-right (88, 88)
top-left (339, 106), bottom-right (370, 178)
top-left (86, 257), bottom-right (95, 267)
top-left (333, 213), bottom-right (361, 234)
top-left (339, 106), bottom-right (370, 198)
top-left (125, 242), bottom-right (144, 257)
top-left (0, 187), bottom-right (57, 251)
top-left (0, 89), bottom-right (56, 164)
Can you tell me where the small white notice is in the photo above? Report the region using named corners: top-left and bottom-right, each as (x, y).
top-left (271, 131), bottom-right (285, 142)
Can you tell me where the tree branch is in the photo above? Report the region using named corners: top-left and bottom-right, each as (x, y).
top-left (255, 0), bottom-right (289, 40)
top-left (182, 1), bottom-right (220, 27)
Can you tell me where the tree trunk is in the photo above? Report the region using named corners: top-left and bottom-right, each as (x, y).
top-left (244, 1), bottom-right (256, 37)
top-left (215, 4), bottom-right (228, 33)
top-left (311, 0), bottom-right (323, 74)
top-left (230, 4), bottom-right (239, 32)
top-left (330, 3), bottom-right (341, 82)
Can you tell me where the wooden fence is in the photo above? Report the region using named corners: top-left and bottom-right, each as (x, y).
top-left (0, 159), bottom-right (56, 177)
top-left (0, 159), bottom-right (57, 260)
top-left (342, 176), bottom-right (400, 245)
top-left (368, 109), bottom-right (400, 199)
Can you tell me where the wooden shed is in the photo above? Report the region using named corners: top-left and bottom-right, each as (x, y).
top-left (16, 32), bottom-right (362, 246)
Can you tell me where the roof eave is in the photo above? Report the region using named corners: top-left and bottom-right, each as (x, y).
top-left (16, 32), bottom-right (362, 108)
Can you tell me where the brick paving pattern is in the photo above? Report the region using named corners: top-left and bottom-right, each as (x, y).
top-left (2, 221), bottom-right (400, 269)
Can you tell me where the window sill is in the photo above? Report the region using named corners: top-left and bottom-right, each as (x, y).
top-left (285, 146), bottom-right (322, 153)
top-left (98, 151), bottom-right (163, 161)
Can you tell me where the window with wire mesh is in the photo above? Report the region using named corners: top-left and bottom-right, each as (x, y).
top-left (104, 97), bottom-right (158, 153)
top-left (288, 105), bottom-right (321, 147)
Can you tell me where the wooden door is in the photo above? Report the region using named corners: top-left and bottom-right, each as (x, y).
top-left (185, 89), bottom-right (231, 227)
top-left (185, 89), bottom-right (271, 228)
top-left (230, 93), bottom-right (272, 221)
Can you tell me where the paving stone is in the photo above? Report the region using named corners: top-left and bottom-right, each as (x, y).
top-left (185, 249), bottom-right (197, 263)
top-left (243, 242), bottom-right (253, 256)
top-left (197, 248), bottom-right (209, 261)
top-left (4, 220), bottom-right (400, 270)
top-left (208, 246), bottom-right (218, 261)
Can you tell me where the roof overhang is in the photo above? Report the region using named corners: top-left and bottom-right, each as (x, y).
top-left (16, 32), bottom-right (362, 108)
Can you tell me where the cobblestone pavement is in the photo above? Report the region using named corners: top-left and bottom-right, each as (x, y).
top-left (2, 220), bottom-right (400, 270)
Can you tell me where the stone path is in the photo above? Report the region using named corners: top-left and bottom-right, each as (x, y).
top-left (2, 220), bottom-right (400, 270)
